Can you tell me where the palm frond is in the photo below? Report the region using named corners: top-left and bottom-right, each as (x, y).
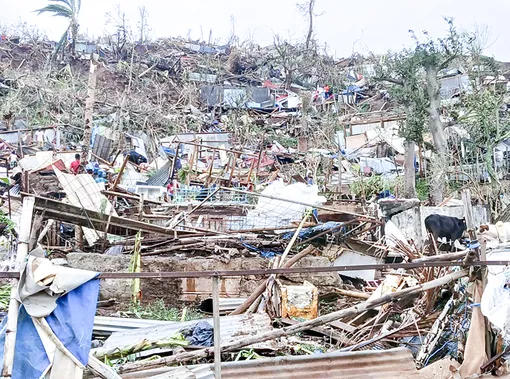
top-left (34, 4), bottom-right (73, 18)
top-left (51, 27), bottom-right (70, 61)
top-left (47, 0), bottom-right (73, 7)
top-left (49, 0), bottom-right (80, 14)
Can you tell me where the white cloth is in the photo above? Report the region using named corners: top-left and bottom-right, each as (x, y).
top-left (34, 130), bottom-right (45, 142)
top-left (16, 248), bottom-right (99, 317)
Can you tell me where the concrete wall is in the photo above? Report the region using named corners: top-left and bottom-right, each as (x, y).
top-left (390, 205), bottom-right (490, 248)
top-left (66, 254), bottom-right (342, 306)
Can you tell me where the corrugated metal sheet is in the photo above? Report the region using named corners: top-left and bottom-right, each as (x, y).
top-left (216, 347), bottom-right (419, 379)
top-left (123, 365), bottom-right (214, 379)
top-left (121, 348), bottom-right (423, 379)
top-left (94, 313), bottom-right (278, 359)
top-left (92, 134), bottom-right (113, 161)
top-left (146, 160), bottom-right (171, 186)
top-left (93, 316), bottom-right (178, 336)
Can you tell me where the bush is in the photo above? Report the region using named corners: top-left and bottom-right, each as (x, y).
top-left (349, 175), bottom-right (400, 198)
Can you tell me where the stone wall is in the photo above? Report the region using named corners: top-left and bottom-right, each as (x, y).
top-left (66, 253), bottom-right (342, 306)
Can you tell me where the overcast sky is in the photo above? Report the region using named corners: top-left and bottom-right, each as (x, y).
top-left (1, 0), bottom-right (509, 61)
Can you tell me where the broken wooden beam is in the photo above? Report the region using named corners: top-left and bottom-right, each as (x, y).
top-left (25, 193), bottom-right (195, 238)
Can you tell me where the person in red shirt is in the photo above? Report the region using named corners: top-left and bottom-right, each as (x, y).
top-left (70, 154), bottom-right (81, 175)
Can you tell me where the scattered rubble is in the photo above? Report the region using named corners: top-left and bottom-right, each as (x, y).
top-left (1, 20), bottom-right (510, 379)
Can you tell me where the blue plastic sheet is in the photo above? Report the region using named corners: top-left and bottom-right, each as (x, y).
top-left (282, 221), bottom-right (345, 240)
top-left (0, 276), bottom-right (100, 379)
top-left (241, 242), bottom-right (280, 259)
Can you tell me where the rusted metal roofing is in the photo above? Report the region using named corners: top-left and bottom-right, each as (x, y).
top-left (217, 348), bottom-right (421, 379)
top-left (122, 348), bottom-right (424, 379)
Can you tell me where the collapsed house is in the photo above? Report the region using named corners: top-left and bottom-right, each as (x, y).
top-left (1, 34), bottom-right (510, 379)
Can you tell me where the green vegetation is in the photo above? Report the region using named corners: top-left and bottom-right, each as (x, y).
top-left (0, 211), bottom-right (15, 236)
top-left (129, 299), bottom-right (203, 322)
top-left (0, 285), bottom-right (11, 310)
top-left (235, 348), bottom-right (263, 361)
top-left (415, 178), bottom-right (430, 201)
top-left (349, 175), bottom-right (401, 199)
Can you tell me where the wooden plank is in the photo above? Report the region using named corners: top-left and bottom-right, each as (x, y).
top-left (279, 318), bottom-right (350, 345)
top-left (26, 194), bottom-right (193, 238)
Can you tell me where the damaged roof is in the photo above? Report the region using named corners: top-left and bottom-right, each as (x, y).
top-left (121, 347), bottom-right (426, 379)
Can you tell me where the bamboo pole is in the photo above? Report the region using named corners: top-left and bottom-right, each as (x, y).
top-left (230, 245), bottom-right (317, 315)
top-left (335, 288), bottom-right (370, 299)
top-left (119, 269), bottom-right (468, 374)
top-left (112, 155), bottom-right (130, 190)
top-left (87, 355), bottom-right (122, 379)
top-left (2, 196), bottom-right (35, 377)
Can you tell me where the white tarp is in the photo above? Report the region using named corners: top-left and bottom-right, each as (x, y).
top-left (234, 180), bottom-right (326, 230)
top-left (481, 249), bottom-right (510, 338)
top-left (54, 167), bottom-right (117, 246)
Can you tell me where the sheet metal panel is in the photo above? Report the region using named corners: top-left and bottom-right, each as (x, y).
top-left (122, 348), bottom-right (423, 379)
top-left (217, 347), bottom-right (421, 379)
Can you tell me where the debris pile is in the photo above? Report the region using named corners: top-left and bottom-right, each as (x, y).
top-left (0, 26), bottom-right (510, 379)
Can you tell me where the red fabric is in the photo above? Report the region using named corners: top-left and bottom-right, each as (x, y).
top-left (70, 160), bottom-right (80, 174)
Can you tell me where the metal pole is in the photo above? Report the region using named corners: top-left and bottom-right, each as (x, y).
top-left (2, 196), bottom-right (35, 377)
top-left (212, 276), bottom-right (221, 379)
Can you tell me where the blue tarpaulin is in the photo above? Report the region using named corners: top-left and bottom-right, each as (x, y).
top-left (0, 277), bottom-right (100, 379)
top-left (282, 221), bottom-right (346, 240)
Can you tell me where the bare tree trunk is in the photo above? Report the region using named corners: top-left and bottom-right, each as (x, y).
top-left (425, 64), bottom-right (447, 204)
top-left (83, 55), bottom-right (99, 154)
top-left (305, 0), bottom-right (315, 49)
top-left (71, 20), bottom-right (78, 56)
top-left (403, 140), bottom-right (416, 198)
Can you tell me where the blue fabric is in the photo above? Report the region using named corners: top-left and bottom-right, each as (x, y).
top-left (0, 277), bottom-right (100, 378)
top-left (241, 242), bottom-right (280, 259)
top-left (161, 146), bottom-right (176, 156)
top-left (282, 221), bottom-right (345, 240)
top-left (0, 307), bottom-right (50, 379)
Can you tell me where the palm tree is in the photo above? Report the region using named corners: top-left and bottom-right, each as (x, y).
top-left (35, 0), bottom-right (81, 58)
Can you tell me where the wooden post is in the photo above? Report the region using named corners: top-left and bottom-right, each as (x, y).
top-left (83, 55), bottom-right (99, 155)
top-left (2, 196), bottom-right (35, 377)
top-left (461, 189), bottom-right (475, 240)
top-left (138, 194), bottom-right (144, 221)
top-left (212, 276), bottom-right (221, 379)
top-left (112, 155), bottom-right (130, 190)
top-left (246, 158), bottom-right (256, 185)
top-left (7, 178), bottom-right (11, 219)
top-left (337, 150), bottom-right (342, 194)
top-left (206, 149), bottom-right (216, 186)
top-left (75, 226), bottom-right (84, 250)
top-left (228, 153), bottom-right (238, 185)
top-left (255, 137), bottom-right (265, 184)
